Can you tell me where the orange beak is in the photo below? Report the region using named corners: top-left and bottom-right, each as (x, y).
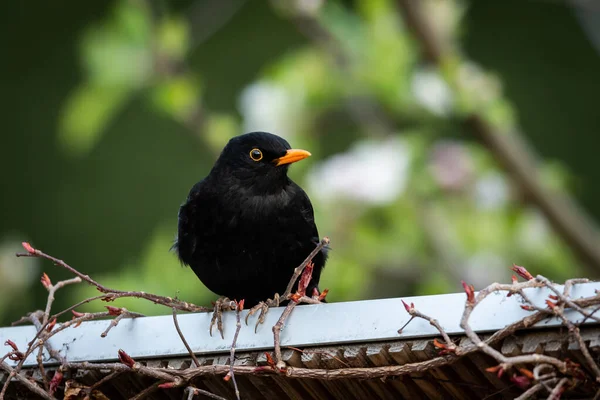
top-left (274, 149), bottom-right (311, 166)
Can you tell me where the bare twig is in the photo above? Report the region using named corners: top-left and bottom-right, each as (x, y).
top-left (227, 300), bottom-right (244, 400)
top-left (272, 301), bottom-right (297, 370)
top-left (17, 244), bottom-right (210, 313)
top-left (515, 383), bottom-right (543, 400)
top-left (398, 300), bottom-right (456, 354)
top-left (282, 237), bottom-right (329, 299)
top-left (184, 386), bottom-right (228, 400)
top-left (547, 377), bottom-right (569, 400)
top-left (172, 308), bottom-right (201, 368)
top-left (101, 308), bottom-right (144, 338)
top-left (0, 361), bottom-right (55, 400)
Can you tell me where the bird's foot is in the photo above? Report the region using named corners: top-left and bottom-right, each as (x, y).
top-left (209, 297), bottom-right (236, 339)
top-left (245, 293), bottom-right (281, 333)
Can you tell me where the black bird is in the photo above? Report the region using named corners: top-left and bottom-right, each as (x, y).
top-left (174, 132), bottom-right (327, 308)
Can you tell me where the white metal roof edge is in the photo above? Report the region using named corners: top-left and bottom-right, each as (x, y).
top-left (1, 282), bottom-right (599, 367)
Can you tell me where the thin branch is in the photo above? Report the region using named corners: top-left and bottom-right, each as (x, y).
top-left (547, 377), bottom-right (569, 400)
top-left (227, 301), bottom-right (243, 400)
top-left (184, 386), bottom-right (228, 400)
top-left (17, 246), bottom-right (210, 313)
top-left (272, 301), bottom-right (297, 370)
top-left (282, 237), bottom-right (329, 299)
top-left (515, 383), bottom-right (543, 400)
top-left (0, 361), bottom-right (55, 400)
top-left (101, 308), bottom-right (144, 338)
top-left (172, 308), bottom-right (201, 368)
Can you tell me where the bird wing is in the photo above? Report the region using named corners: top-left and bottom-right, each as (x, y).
top-left (173, 179), bottom-right (210, 265)
top-left (292, 183), bottom-right (324, 249)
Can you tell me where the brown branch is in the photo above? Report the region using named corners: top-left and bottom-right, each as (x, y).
top-left (282, 237), bottom-right (329, 299)
top-left (547, 377), bottom-right (569, 400)
top-left (101, 308), bottom-right (144, 338)
top-left (459, 280), bottom-right (568, 374)
top-left (184, 386), bottom-right (228, 400)
top-left (17, 245), bottom-right (210, 313)
top-left (536, 275), bottom-right (600, 323)
top-left (87, 370), bottom-right (123, 394)
top-left (227, 301), bottom-right (243, 400)
top-left (128, 380), bottom-right (161, 400)
top-left (398, 300), bottom-right (457, 354)
top-left (272, 301), bottom-right (297, 370)
top-left (0, 361), bottom-right (55, 400)
top-left (172, 308), bottom-right (201, 368)
top-left (42, 276), bottom-right (82, 325)
top-left (515, 383), bottom-right (543, 400)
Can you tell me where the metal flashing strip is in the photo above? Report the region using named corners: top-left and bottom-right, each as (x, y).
top-left (1, 282), bottom-right (598, 367)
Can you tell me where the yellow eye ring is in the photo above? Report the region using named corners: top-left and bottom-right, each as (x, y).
top-left (249, 148), bottom-right (263, 161)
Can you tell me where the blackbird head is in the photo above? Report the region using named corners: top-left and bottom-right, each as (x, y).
top-left (210, 132), bottom-right (311, 194)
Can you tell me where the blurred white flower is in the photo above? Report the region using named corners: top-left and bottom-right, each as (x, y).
top-left (474, 173), bottom-right (510, 210)
top-left (411, 67), bottom-right (453, 116)
top-left (238, 81), bottom-right (299, 139)
top-left (307, 137), bottom-right (411, 205)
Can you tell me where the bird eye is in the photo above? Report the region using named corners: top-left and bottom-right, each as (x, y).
top-left (249, 148), bottom-right (263, 161)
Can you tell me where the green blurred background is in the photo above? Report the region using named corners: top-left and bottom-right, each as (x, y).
top-left (2, 0), bottom-right (600, 325)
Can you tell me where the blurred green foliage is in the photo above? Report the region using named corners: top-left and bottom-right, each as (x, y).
top-left (2, 0), bottom-right (600, 324)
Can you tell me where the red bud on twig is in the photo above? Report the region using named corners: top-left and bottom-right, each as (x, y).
top-left (485, 365), bottom-right (505, 378)
top-left (511, 264), bottom-right (534, 281)
top-left (237, 299), bottom-right (245, 311)
top-left (223, 371), bottom-right (232, 382)
top-left (71, 310), bottom-right (85, 318)
top-left (520, 304), bottom-right (535, 311)
top-left (40, 273), bottom-right (52, 289)
top-left (461, 281), bottom-right (475, 304)
top-left (565, 359), bottom-right (585, 380)
top-left (546, 299), bottom-right (558, 309)
top-left (401, 299), bottom-right (414, 313)
top-left (548, 295), bottom-right (559, 300)
top-left (8, 352), bottom-right (24, 362)
top-left (510, 373), bottom-right (531, 390)
top-left (106, 306), bottom-right (123, 316)
top-left (158, 382), bottom-right (177, 389)
top-left (289, 293), bottom-right (301, 303)
top-left (5, 340), bottom-right (24, 361)
top-left (433, 338), bottom-right (456, 355)
top-left (46, 318), bottom-right (57, 332)
top-left (265, 352), bottom-right (276, 369)
top-left (101, 294), bottom-right (117, 302)
top-left (49, 370), bottom-right (63, 395)
top-left (297, 261), bottom-right (314, 297)
top-left (507, 275), bottom-right (519, 297)
top-left (318, 288), bottom-right (329, 301)
top-left (21, 242), bottom-right (36, 254)
top-left (518, 368), bottom-right (534, 380)
top-left (118, 349), bottom-right (135, 368)
top-left (4, 340), bottom-right (18, 352)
